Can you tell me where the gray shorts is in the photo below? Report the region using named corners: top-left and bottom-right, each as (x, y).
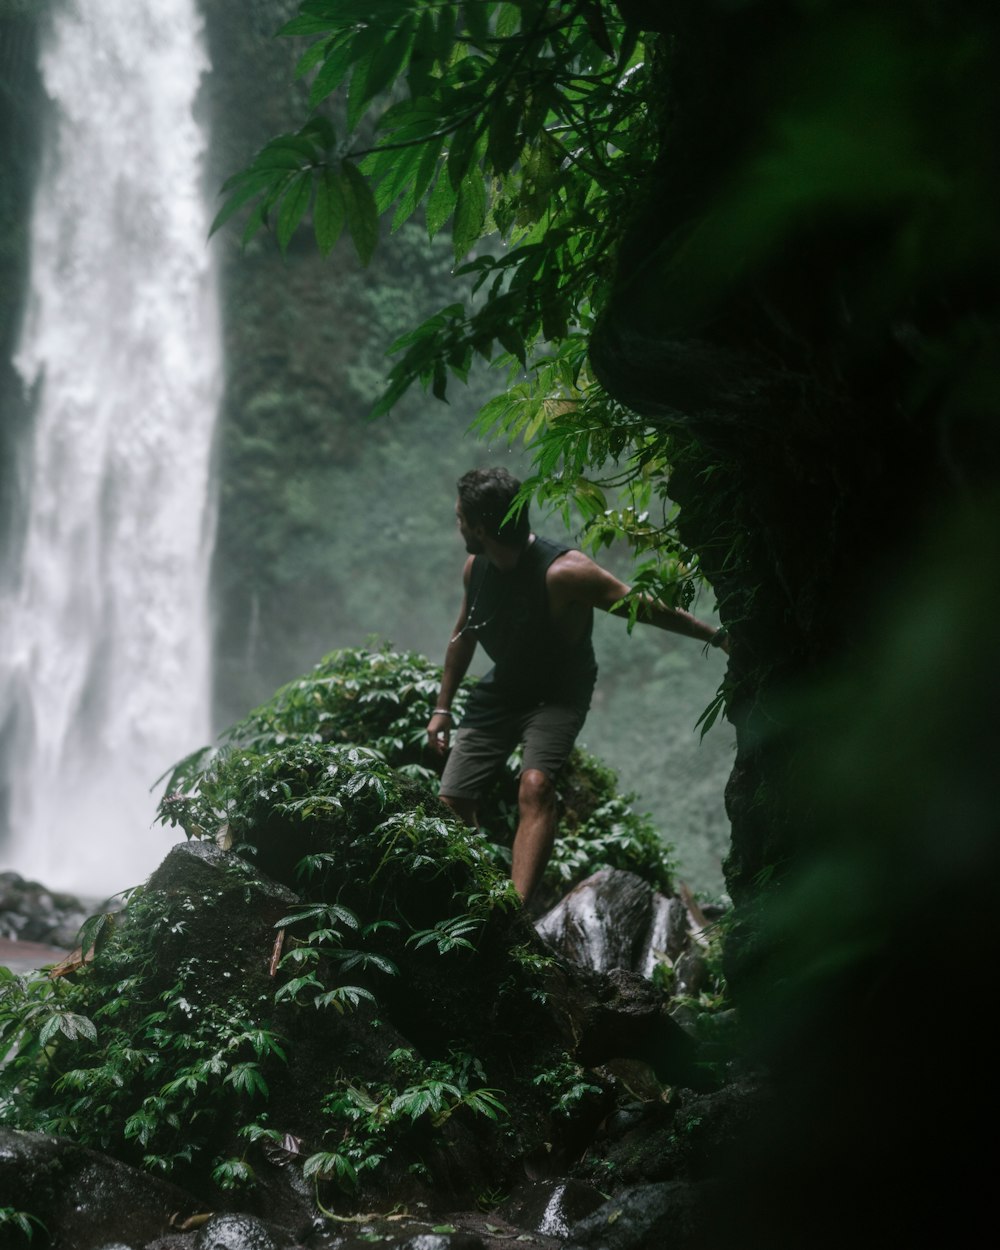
top-left (439, 703), bottom-right (588, 801)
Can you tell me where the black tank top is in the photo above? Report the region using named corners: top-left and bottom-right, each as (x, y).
top-left (461, 535), bottom-right (598, 728)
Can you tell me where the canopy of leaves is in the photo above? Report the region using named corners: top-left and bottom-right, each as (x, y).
top-left (212, 1), bottom-right (693, 607)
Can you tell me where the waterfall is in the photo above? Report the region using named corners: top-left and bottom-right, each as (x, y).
top-left (0, 0), bottom-right (220, 898)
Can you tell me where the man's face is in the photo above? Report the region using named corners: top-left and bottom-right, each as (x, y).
top-left (456, 501), bottom-right (485, 554)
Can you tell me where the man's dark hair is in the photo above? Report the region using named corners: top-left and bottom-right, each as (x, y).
top-left (457, 467), bottom-right (530, 546)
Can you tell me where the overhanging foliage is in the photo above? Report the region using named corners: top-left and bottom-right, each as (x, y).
top-left (211, 0), bottom-right (702, 607)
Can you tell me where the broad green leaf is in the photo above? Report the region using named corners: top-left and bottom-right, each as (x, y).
top-left (277, 172), bottom-right (312, 251)
top-left (408, 7), bottom-right (438, 96)
top-left (299, 115), bottom-right (337, 150)
top-left (295, 35), bottom-right (336, 81)
top-left (392, 143), bottom-right (441, 231)
top-left (432, 2), bottom-right (456, 63)
top-left (279, 14), bottom-right (343, 39)
top-left (370, 371), bottom-right (413, 417)
top-left (465, 1), bottom-right (492, 44)
top-left (453, 172), bottom-right (487, 259)
top-left (432, 357), bottom-right (448, 400)
top-left (265, 134), bottom-right (325, 160)
top-left (447, 118), bottom-right (481, 191)
top-left (308, 32), bottom-right (366, 108)
top-left (251, 148), bottom-right (309, 174)
top-left (39, 1012), bottom-right (97, 1045)
top-left (346, 24), bottom-right (389, 131)
top-left (210, 177), bottom-right (271, 237)
top-left (495, 3), bottom-right (522, 39)
top-left (495, 323), bottom-right (526, 365)
top-left (373, 142), bottom-right (423, 214)
top-left (75, 910), bottom-right (114, 960)
top-left (364, 18), bottom-right (417, 107)
top-left (303, 1150), bottom-right (357, 1184)
top-left (376, 98), bottom-right (445, 148)
top-left (341, 160), bottom-right (379, 265)
top-left (425, 167), bottom-right (458, 238)
top-left (219, 165), bottom-right (287, 195)
top-left (314, 167), bottom-right (346, 254)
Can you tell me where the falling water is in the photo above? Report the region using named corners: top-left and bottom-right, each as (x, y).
top-left (0, 0), bottom-right (220, 897)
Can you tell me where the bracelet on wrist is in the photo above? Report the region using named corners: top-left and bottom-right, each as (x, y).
top-left (710, 629), bottom-right (728, 648)
top-left (432, 708), bottom-right (453, 716)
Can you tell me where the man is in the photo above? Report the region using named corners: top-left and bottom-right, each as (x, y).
top-left (427, 467), bottom-right (729, 905)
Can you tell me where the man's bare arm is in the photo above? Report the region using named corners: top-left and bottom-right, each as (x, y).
top-left (548, 550), bottom-right (729, 653)
top-left (428, 557), bottom-right (478, 754)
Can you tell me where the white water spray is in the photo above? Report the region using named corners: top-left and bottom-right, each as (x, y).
top-left (0, 0), bottom-right (220, 897)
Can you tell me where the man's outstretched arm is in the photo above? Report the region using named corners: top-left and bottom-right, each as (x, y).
top-left (548, 550), bottom-right (729, 653)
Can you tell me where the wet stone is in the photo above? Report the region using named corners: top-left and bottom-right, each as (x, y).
top-left (564, 1180), bottom-right (711, 1250)
top-left (193, 1212), bottom-right (279, 1250)
top-left (536, 869), bottom-right (655, 973)
top-left (497, 1179), bottom-right (608, 1238)
top-left (398, 1236), bottom-right (484, 1250)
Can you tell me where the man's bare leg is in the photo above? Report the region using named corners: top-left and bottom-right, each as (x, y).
top-left (511, 768), bottom-right (557, 904)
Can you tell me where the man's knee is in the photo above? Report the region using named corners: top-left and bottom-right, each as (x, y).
top-left (518, 768), bottom-right (554, 811)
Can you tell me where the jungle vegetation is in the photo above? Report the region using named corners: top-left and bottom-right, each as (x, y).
top-left (196, 0), bottom-right (734, 894)
top-left (209, 2), bottom-right (1000, 1242)
top-left (1, 645), bottom-right (710, 1209)
top-left (0, 1), bottom-right (995, 1241)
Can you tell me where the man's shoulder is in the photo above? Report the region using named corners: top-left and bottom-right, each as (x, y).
top-left (544, 547), bottom-right (595, 580)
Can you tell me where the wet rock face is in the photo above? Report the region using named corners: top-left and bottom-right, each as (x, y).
top-left (498, 1179), bottom-right (608, 1238)
top-left (193, 1212), bottom-right (278, 1250)
top-left (0, 869), bottom-right (97, 946)
top-left (536, 870), bottom-right (717, 1092)
top-left (0, 1127), bottom-right (201, 1250)
top-left (564, 1179), bottom-right (715, 1250)
top-left (397, 1236), bottom-right (484, 1250)
top-left (535, 869), bottom-right (691, 976)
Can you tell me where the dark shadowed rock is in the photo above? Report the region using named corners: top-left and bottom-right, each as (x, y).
top-left (0, 869), bottom-right (96, 947)
top-left (545, 962), bottom-right (709, 1090)
top-left (0, 1127), bottom-right (201, 1250)
top-left (577, 1077), bottom-right (769, 1191)
top-left (564, 1180), bottom-right (716, 1250)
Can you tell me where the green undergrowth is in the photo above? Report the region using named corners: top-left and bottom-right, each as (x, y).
top-left (0, 645), bottom-right (677, 1203)
top-left (164, 642), bottom-right (677, 901)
